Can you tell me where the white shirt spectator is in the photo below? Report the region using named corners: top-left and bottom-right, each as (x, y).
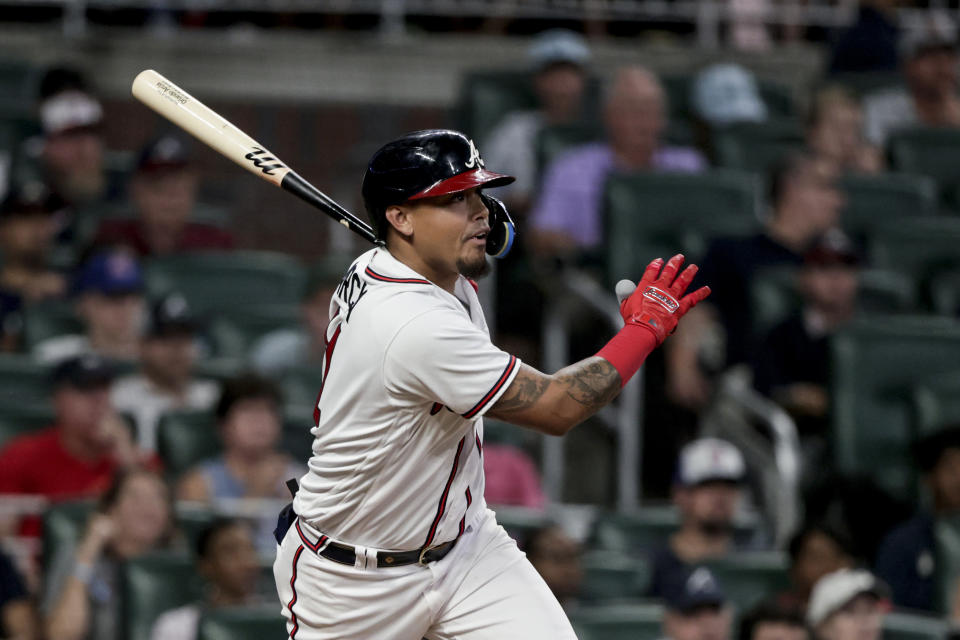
top-left (111, 374), bottom-right (219, 452)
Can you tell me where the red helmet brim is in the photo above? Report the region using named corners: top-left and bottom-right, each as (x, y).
top-left (407, 168), bottom-right (515, 201)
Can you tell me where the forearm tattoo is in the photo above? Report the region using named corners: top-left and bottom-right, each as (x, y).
top-left (494, 369), bottom-right (550, 412)
top-left (555, 358), bottom-right (621, 410)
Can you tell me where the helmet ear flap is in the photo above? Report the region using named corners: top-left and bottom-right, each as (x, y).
top-left (480, 193), bottom-right (516, 259)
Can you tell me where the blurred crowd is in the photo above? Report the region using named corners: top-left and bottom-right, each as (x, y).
top-left (0, 2), bottom-right (959, 638)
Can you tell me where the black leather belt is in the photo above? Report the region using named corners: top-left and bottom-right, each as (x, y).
top-left (318, 535), bottom-right (460, 568)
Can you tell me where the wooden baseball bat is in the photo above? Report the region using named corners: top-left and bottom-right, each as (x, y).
top-left (131, 69), bottom-right (378, 245)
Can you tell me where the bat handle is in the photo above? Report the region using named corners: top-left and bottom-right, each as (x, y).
top-left (280, 172), bottom-right (380, 245)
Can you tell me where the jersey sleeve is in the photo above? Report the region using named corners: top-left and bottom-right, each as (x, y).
top-left (384, 308), bottom-right (520, 418)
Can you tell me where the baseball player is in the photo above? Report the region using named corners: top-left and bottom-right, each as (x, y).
top-left (272, 129), bottom-right (710, 639)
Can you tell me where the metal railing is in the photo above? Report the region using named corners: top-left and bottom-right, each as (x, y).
top-left (541, 268), bottom-right (642, 511)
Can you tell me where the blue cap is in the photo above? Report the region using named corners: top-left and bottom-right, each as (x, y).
top-left (73, 250), bottom-right (144, 296)
top-left (663, 567), bottom-right (727, 613)
top-left (691, 63), bottom-right (768, 126)
top-left (51, 354), bottom-right (116, 389)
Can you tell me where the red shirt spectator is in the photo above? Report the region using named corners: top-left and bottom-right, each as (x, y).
top-left (482, 443), bottom-right (547, 509)
top-left (0, 427), bottom-right (116, 498)
top-left (94, 218), bottom-right (234, 258)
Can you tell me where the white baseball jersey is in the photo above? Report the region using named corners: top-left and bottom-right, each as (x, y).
top-left (293, 248), bottom-right (521, 551)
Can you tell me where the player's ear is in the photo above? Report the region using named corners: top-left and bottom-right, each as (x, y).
top-left (384, 204), bottom-right (414, 239)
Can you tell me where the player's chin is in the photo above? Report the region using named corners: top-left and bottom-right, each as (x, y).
top-left (456, 252), bottom-right (491, 280)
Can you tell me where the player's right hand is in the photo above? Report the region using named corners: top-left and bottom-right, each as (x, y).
top-left (616, 254), bottom-right (710, 345)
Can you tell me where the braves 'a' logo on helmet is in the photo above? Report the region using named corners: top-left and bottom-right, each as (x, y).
top-left (463, 139), bottom-right (485, 169)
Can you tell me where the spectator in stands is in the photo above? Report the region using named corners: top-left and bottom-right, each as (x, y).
top-left (827, 0), bottom-right (899, 75)
top-left (863, 12), bottom-right (960, 148)
top-left (0, 182), bottom-right (67, 351)
top-left (691, 63), bottom-right (768, 129)
top-left (753, 230), bottom-right (860, 440)
top-left (177, 374), bottom-right (304, 550)
top-left (738, 601), bottom-right (809, 640)
top-left (149, 519), bottom-right (260, 640)
top-left (807, 87), bottom-right (883, 174)
top-left (482, 439), bottom-right (547, 509)
top-left (875, 425), bottom-right (960, 611)
top-left (778, 523), bottom-right (856, 611)
top-left (666, 154), bottom-right (843, 410)
top-left (28, 67), bottom-right (121, 245)
top-left (523, 525), bottom-right (583, 610)
top-left (662, 566), bottom-right (733, 640)
top-left (482, 29), bottom-right (591, 213)
top-left (0, 355), bottom-right (137, 502)
top-left (648, 438), bottom-right (749, 599)
top-left (44, 468), bottom-right (174, 640)
top-left (94, 136), bottom-right (234, 257)
top-left (33, 248), bottom-right (146, 364)
top-left (0, 548), bottom-right (37, 640)
top-left (529, 65), bottom-right (706, 262)
top-left (111, 292), bottom-right (219, 454)
top-left (806, 569), bottom-right (888, 640)
top-left (248, 257), bottom-right (346, 376)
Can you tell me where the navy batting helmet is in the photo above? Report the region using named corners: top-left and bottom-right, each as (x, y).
top-left (362, 129), bottom-right (517, 258)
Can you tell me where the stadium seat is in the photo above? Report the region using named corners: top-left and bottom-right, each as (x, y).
top-left (882, 610), bottom-right (949, 640)
top-left (42, 500), bottom-right (95, 573)
top-left (702, 551), bottom-right (790, 611)
top-left (535, 122), bottom-right (604, 177)
top-left (175, 505), bottom-right (217, 552)
top-left (590, 507), bottom-right (680, 554)
top-left (603, 170), bottom-right (762, 286)
top-left (837, 173), bottom-right (938, 240)
top-left (935, 514), bottom-right (960, 615)
top-left (0, 403), bottom-right (55, 448)
top-left (569, 602), bottom-right (665, 640)
top-left (888, 128), bottom-right (960, 205)
top-left (156, 411), bottom-right (221, 479)
top-left (930, 269), bottom-right (960, 316)
top-left (197, 605), bottom-right (287, 640)
top-left (282, 405), bottom-right (316, 463)
top-left (831, 316), bottom-right (960, 499)
top-left (912, 371), bottom-right (960, 438)
top-left (0, 354), bottom-right (52, 408)
top-left (279, 364), bottom-right (324, 411)
top-left (121, 551), bottom-right (201, 640)
top-left (21, 300), bottom-right (83, 351)
top-left (711, 119), bottom-right (805, 173)
top-left (144, 251), bottom-right (306, 317)
top-left (211, 305), bottom-right (301, 360)
top-left (662, 74), bottom-right (794, 122)
top-left (581, 551), bottom-right (652, 603)
top-left (0, 58), bottom-right (42, 116)
top-left (869, 218), bottom-right (960, 287)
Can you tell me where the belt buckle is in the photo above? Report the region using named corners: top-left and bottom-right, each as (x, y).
top-left (418, 543), bottom-right (443, 566)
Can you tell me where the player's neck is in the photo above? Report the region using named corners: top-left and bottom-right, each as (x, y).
top-left (385, 244), bottom-right (457, 294)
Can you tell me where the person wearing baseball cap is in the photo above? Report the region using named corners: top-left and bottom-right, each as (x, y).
top-left (33, 248), bottom-right (146, 364)
top-left (93, 135), bottom-right (235, 257)
top-left (649, 438), bottom-right (750, 599)
top-left (753, 229), bottom-right (860, 439)
top-left (806, 569), bottom-right (888, 640)
top-left (110, 292), bottom-right (219, 453)
top-left (863, 10), bottom-right (960, 147)
top-left (661, 566), bottom-right (733, 640)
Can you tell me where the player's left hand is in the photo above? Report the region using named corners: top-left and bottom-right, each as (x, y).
top-left (615, 254), bottom-right (711, 344)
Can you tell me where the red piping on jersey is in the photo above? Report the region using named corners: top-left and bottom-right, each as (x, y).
top-left (462, 355), bottom-right (518, 419)
top-left (287, 545), bottom-right (304, 638)
top-left (474, 429), bottom-right (482, 458)
top-left (364, 266), bottom-right (431, 285)
top-left (422, 436), bottom-right (466, 549)
top-left (314, 324), bottom-right (342, 425)
top-left (458, 487), bottom-right (473, 536)
top-left (295, 519), bottom-right (328, 554)
top-left (430, 402), bottom-right (444, 416)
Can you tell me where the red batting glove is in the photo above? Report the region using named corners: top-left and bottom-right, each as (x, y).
top-left (620, 254), bottom-right (711, 345)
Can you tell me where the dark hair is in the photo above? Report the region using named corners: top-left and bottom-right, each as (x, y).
top-left (215, 373), bottom-right (283, 421)
top-left (196, 518), bottom-right (244, 559)
top-left (96, 467), bottom-right (175, 545)
top-left (523, 523), bottom-right (565, 557)
top-left (738, 601), bottom-right (807, 640)
top-left (914, 425), bottom-right (960, 472)
top-left (787, 521), bottom-right (856, 564)
top-left (39, 66), bottom-right (91, 101)
top-left (767, 152), bottom-right (816, 210)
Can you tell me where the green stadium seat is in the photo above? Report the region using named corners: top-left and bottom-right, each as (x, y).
top-left (935, 514), bottom-right (960, 615)
top-left (22, 300), bottom-right (83, 351)
top-left (869, 218), bottom-right (960, 287)
top-left (175, 505), bottom-right (217, 552)
top-left (144, 252), bottom-right (306, 317)
top-left (197, 605), bottom-right (287, 640)
top-left (831, 316), bottom-right (960, 498)
top-left (121, 552), bottom-right (201, 640)
top-left (211, 306), bottom-right (301, 360)
top-left (484, 418), bottom-right (536, 449)
top-left (0, 59), bottom-right (42, 116)
top-left (703, 551), bottom-right (790, 611)
top-left (838, 173), bottom-right (938, 239)
top-left (882, 610), bottom-right (949, 640)
top-left (156, 411), bottom-right (220, 479)
top-left (569, 602), bottom-right (665, 640)
top-left (590, 507), bottom-right (680, 554)
top-left (712, 119), bottom-right (805, 173)
top-left (42, 500), bottom-right (95, 573)
top-left (930, 269), bottom-right (960, 316)
top-left (603, 170), bottom-right (761, 285)
top-left (279, 364), bottom-right (324, 411)
top-left (912, 371), bottom-right (960, 438)
top-left (0, 403), bottom-right (56, 448)
top-left (0, 354), bottom-right (50, 403)
top-left (888, 128), bottom-right (960, 205)
top-left (581, 551), bottom-right (652, 603)
top-left (282, 405), bottom-right (316, 463)
top-left (662, 74), bottom-right (794, 122)
top-left (489, 505), bottom-right (551, 544)
top-left (536, 122), bottom-right (603, 177)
